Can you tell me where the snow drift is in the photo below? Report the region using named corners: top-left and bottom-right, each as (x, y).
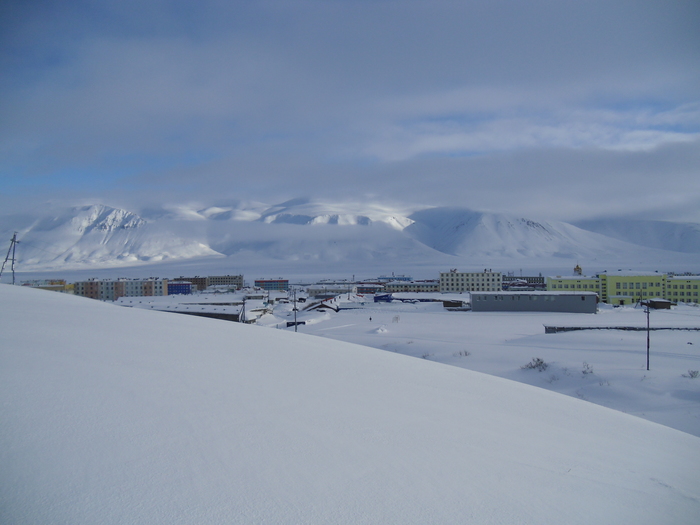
top-left (1, 284), bottom-right (699, 524)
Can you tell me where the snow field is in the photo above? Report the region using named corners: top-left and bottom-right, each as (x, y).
top-left (271, 299), bottom-right (700, 436)
top-left (2, 284), bottom-right (700, 524)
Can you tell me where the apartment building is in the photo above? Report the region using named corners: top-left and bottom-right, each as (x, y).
top-left (74, 278), bottom-right (168, 301)
top-left (666, 275), bottom-right (700, 304)
top-left (255, 279), bottom-right (289, 291)
top-left (598, 271), bottom-right (666, 305)
top-left (546, 275), bottom-right (601, 293)
top-left (171, 276), bottom-right (209, 291)
top-left (439, 269), bottom-right (502, 293)
top-left (384, 280), bottom-right (440, 293)
top-left (208, 275), bottom-right (244, 288)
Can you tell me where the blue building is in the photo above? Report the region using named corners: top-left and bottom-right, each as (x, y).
top-left (255, 279), bottom-right (289, 291)
top-left (168, 281), bottom-right (194, 295)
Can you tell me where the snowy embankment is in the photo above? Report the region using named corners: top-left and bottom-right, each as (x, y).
top-left (1, 284), bottom-right (700, 524)
top-left (294, 299), bottom-right (700, 436)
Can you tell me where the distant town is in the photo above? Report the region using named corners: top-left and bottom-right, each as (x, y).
top-left (15, 265), bottom-right (700, 320)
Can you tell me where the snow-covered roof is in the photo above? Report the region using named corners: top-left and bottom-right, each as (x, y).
top-left (548, 275), bottom-right (600, 280)
top-left (476, 290), bottom-right (598, 296)
top-left (598, 271), bottom-right (665, 277)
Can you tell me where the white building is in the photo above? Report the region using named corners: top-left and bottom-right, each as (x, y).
top-left (439, 269), bottom-right (502, 293)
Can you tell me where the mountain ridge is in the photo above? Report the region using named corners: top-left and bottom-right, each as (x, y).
top-left (2, 201), bottom-right (699, 272)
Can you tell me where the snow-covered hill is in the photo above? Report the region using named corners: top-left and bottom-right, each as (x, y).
top-left (2, 283), bottom-right (699, 524)
top-left (3, 204), bottom-right (220, 270)
top-left (575, 218), bottom-right (700, 254)
top-left (2, 200), bottom-right (699, 273)
top-left (404, 207), bottom-right (658, 259)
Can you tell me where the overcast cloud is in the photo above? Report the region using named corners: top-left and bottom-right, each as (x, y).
top-left (1, 0), bottom-right (699, 221)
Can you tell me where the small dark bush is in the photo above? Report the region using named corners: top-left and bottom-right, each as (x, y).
top-left (521, 357), bottom-right (548, 372)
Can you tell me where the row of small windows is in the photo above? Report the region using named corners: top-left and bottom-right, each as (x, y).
top-left (615, 291), bottom-right (699, 297)
top-left (442, 279), bottom-right (499, 283)
top-left (473, 295), bottom-right (564, 301)
top-left (615, 282), bottom-right (663, 289)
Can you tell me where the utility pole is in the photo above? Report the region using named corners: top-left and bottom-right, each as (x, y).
top-left (293, 287), bottom-right (298, 332)
top-left (0, 232), bottom-right (19, 285)
top-left (645, 302), bottom-right (651, 371)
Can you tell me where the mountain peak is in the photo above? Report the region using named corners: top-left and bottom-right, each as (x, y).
top-left (70, 205), bottom-right (146, 233)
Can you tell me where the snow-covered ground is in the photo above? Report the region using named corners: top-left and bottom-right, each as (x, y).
top-left (260, 295), bottom-right (700, 437)
top-left (2, 284), bottom-right (700, 523)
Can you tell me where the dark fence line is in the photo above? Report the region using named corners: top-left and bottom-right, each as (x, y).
top-left (544, 326), bottom-right (700, 334)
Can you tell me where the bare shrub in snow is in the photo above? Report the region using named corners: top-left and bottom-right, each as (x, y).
top-left (453, 350), bottom-right (471, 357)
top-left (582, 362), bottom-right (594, 375)
top-left (682, 370), bottom-right (699, 379)
top-left (521, 358), bottom-right (548, 372)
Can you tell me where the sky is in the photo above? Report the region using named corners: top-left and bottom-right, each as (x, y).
top-left (1, 0), bottom-right (699, 222)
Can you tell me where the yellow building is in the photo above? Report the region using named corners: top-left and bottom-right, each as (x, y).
top-left (21, 279), bottom-right (71, 293)
top-left (598, 271), bottom-right (667, 306)
top-left (546, 275), bottom-right (601, 294)
top-left (666, 275), bottom-right (700, 304)
top-left (548, 269), bottom-right (699, 305)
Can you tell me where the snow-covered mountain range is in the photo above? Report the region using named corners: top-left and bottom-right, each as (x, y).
top-left (2, 200), bottom-right (699, 274)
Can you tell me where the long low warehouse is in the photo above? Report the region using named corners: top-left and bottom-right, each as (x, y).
top-left (471, 291), bottom-right (598, 313)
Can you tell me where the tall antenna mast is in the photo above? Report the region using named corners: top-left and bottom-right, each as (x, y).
top-left (0, 232), bottom-right (20, 284)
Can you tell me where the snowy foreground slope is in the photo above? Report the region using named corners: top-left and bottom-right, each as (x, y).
top-left (2, 285), bottom-right (700, 524)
